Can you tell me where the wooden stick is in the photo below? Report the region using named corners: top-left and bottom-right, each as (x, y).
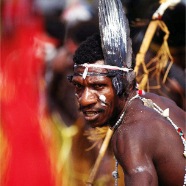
top-left (86, 128), bottom-right (114, 185)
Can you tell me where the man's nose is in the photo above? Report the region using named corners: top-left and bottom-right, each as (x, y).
top-left (79, 88), bottom-right (97, 107)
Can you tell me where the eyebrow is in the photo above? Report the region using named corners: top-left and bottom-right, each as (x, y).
top-left (67, 74), bottom-right (110, 84)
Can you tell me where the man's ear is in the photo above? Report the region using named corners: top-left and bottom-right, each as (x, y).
top-left (112, 75), bottom-right (124, 96)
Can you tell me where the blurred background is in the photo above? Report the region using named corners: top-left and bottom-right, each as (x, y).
top-left (0, 0), bottom-right (185, 186)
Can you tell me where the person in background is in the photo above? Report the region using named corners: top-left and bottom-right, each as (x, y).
top-left (125, 0), bottom-right (186, 110)
top-left (1, 1), bottom-right (55, 186)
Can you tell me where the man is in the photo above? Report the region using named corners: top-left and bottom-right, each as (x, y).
top-left (70, 32), bottom-right (186, 185)
top-left (70, 0), bottom-right (186, 185)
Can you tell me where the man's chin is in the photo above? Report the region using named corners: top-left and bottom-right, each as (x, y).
top-left (86, 120), bottom-right (108, 128)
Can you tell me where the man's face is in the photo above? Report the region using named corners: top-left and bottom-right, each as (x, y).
top-left (71, 60), bottom-right (121, 128)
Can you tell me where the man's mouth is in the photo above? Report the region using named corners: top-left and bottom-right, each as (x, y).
top-left (83, 110), bottom-right (101, 121)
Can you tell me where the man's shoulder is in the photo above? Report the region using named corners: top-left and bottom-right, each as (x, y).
top-left (143, 92), bottom-right (178, 109)
top-left (119, 111), bottom-right (161, 135)
top-left (113, 91), bottom-right (185, 140)
top-left (113, 95), bottom-right (179, 146)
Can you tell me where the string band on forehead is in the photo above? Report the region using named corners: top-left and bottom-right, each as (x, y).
top-left (74, 63), bottom-right (133, 79)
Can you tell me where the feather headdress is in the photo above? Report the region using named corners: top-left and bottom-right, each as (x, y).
top-left (98, 0), bottom-right (132, 69)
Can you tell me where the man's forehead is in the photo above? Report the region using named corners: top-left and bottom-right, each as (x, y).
top-left (72, 73), bottom-right (109, 83)
top-left (74, 65), bottom-right (108, 74)
top-left (74, 60), bottom-right (107, 73)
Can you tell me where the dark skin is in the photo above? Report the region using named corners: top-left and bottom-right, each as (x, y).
top-left (72, 60), bottom-right (186, 186)
top-left (72, 60), bottom-right (125, 128)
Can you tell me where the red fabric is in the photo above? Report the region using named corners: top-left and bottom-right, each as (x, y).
top-left (1, 8), bottom-right (55, 186)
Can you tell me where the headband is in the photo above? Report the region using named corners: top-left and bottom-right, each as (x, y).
top-left (74, 63), bottom-right (133, 79)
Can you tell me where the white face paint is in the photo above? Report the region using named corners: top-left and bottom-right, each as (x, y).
top-left (99, 95), bottom-right (107, 106)
top-left (99, 95), bottom-right (106, 102)
top-left (75, 93), bottom-right (79, 99)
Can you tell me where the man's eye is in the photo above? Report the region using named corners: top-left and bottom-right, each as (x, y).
top-left (93, 84), bottom-right (104, 90)
top-left (73, 83), bottom-right (83, 90)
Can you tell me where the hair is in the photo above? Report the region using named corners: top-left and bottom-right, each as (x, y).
top-left (73, 33), bottom-right (136, 97)
top-left (73, 33), bottom-right (104, 64)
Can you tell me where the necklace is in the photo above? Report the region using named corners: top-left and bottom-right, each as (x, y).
top-left (111, 94), bottom-right (138, 131)
top-left (112, 157), bottom-right (119, 186)
top-left (111, 94), bottom-right (138, 185)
